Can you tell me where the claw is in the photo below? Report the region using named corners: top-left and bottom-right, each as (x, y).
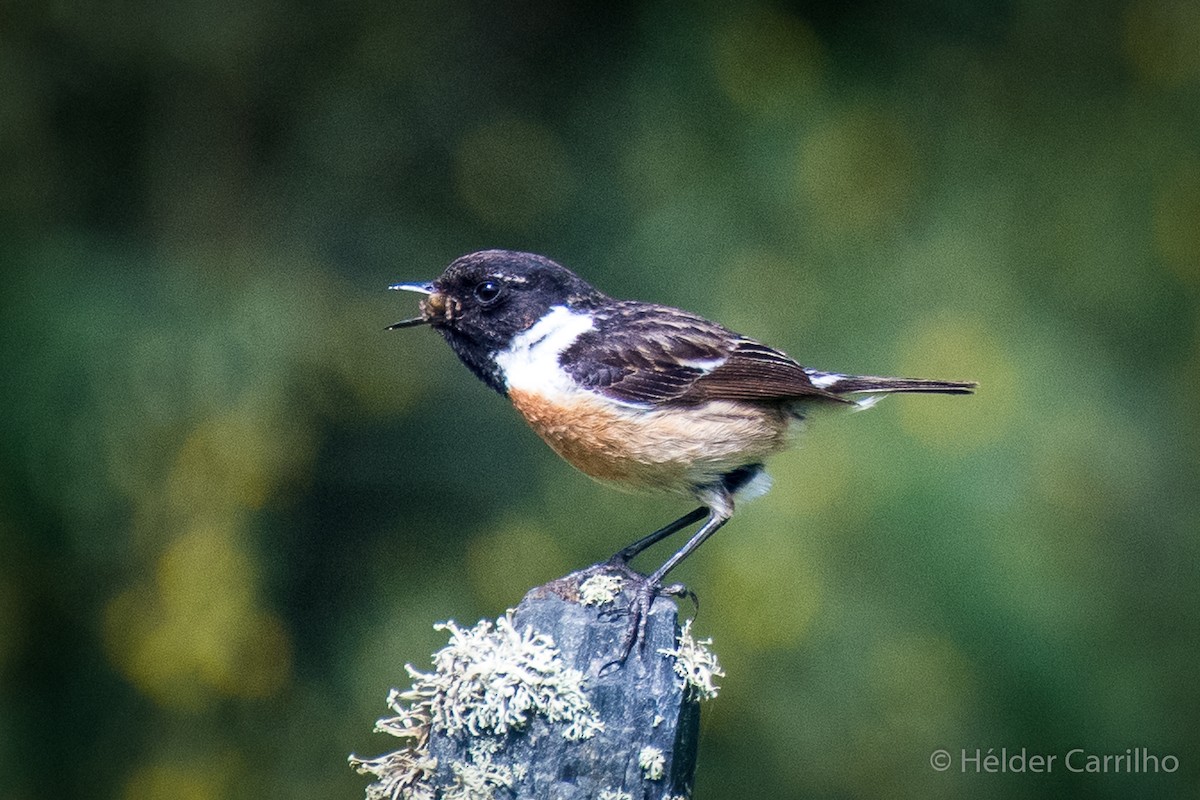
top-left (661, 582), bottom-right (699, 613)
top-left (608, 578), bottom-right (659, 667)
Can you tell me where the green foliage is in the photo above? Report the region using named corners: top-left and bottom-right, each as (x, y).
top-left (2, 2), bottom-right (1198, 798)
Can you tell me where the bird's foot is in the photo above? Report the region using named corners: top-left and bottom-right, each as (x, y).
top-left (598, 575), bottom-right (695, 674)
top-left (598, 577), bottom-right (655, 674)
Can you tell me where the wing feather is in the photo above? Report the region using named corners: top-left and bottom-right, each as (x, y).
top-left (559, 302), bottom-right (847, 407)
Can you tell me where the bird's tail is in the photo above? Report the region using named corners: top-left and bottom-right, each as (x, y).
top-left (822, 374), bottom-right (977, 395)
top-left (806, 371), bottom-right (976, 410)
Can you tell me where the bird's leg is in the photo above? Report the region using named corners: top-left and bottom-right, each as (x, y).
top-left (614, 497), bottom-right (733, 664)
top-left (607, 506), bottom-right (708, 566)
top-left (645, 509), bottom-right (730, 588)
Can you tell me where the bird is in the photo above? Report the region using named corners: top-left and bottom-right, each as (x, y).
top-left (389, 250), bottom-right (975, 631)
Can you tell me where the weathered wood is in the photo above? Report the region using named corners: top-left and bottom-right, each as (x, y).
top-left (352, 565), bottom-right (720, 800)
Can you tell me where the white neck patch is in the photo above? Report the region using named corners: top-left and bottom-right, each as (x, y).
top-left (495, 305), bottom-right (595, 396)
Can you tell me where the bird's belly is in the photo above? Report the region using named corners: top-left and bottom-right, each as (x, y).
top-left (508, 388), bottom-right (794, 495)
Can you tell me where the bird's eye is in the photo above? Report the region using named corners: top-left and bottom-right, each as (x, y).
top-left (474, 279), bottom-right (502, 305)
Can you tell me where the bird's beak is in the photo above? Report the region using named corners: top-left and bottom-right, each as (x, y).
top-left (386, 282), bottom-right (447, 330)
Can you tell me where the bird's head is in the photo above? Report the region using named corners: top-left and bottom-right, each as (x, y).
top-left (389, 250), bottom-right (605, 393)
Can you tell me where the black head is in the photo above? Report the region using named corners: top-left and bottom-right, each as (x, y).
top-left (390, 250), bottom-right (607, 394)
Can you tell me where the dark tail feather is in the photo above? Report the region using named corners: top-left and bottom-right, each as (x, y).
top-left (820, 374), bottom-right (977, 395)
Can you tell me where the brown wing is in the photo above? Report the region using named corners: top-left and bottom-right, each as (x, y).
top-left (682, 340), bottom-right (849, 404)
top-left (559, 301), bottom-right (849, 407)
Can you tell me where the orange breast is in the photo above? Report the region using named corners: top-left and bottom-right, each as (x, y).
top-left (508, 388), bottom-right (793, 495)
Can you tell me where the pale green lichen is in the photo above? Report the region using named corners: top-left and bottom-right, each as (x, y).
top-left (348, 745), bottom-right (437, 800)
top-left (579, 573), bottom-right (624, 606)
top-left (597, 790), bottom-right (633, 800)
top-left (638, 745), bottom-right (666, 780)
top-left (350, 612), bottom-right (603, 799)
top-left (443, 754), bottom-right (513, 800)
top-left (414, 614), bottom-right (603, 740)
top-left (658, 619), bottom-right (725, 701)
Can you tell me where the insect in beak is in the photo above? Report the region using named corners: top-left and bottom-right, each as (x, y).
top-left (386, 282), bottom-right (442, 329)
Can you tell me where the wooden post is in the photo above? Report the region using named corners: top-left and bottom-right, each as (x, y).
top-left (351, 565), bottom-right (722, 800)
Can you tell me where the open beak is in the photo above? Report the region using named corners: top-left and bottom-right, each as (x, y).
top-left (386, 282), bottom-right (439, 330)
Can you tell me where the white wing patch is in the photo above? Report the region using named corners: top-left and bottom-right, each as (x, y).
top-left (495, 306), bottom-right (595, 397)
top-left (806, 370), bottom-right (845, 389)
top-left (677, 356), bottom-right (728, 373)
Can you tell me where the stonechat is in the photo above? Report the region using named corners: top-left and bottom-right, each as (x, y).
top-left (390, 250), bottom-right (975, 618)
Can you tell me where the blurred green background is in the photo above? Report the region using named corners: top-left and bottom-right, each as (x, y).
top-left (2, 1), bottom-right (1198, 798)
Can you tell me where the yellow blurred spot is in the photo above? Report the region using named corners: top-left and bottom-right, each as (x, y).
top-left (1152, 160), bottom-right (1200, 285)
top-left (712, 7), bottom-right (824, 114)
top-left (104, 524), bottom-right (292, 708)
top-left (157, 523), bottom-right (256, 614)
top-left (123, 759), bottom-right (229, 800)
top-left (707, 529), bottom-right (821, 650)
top-left (467, 519), bottom-right (570, 609)
top-left (454, 117), bottom-right (574, 231)
top-left (797, 107), bottom-right (919, 237)
top-left (1123, 0), bottom-right (1200, 86)
top-left (166, 413), bottom-right (308, 519)
top-left (895, 313), bottom-right (1015, 453)
top-left (770, 431), bottom-right (853, 516)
